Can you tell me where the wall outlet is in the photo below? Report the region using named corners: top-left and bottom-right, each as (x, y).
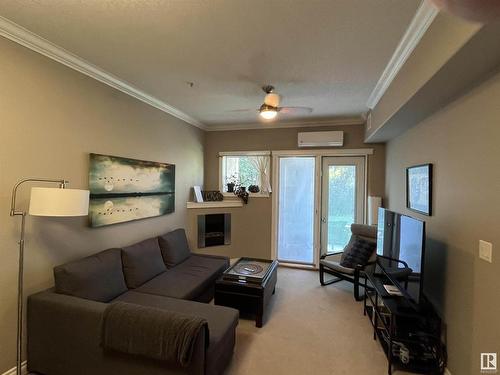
top-left (479, 240), bottom-right (493, 263)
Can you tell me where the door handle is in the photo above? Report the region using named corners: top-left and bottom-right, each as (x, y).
top-left (321, 217), bottom-right (327, 223)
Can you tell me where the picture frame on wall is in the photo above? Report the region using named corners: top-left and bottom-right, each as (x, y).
top-left (406, 163), bottom-right (433, 216)
top-left (88, 153), bottom-right (175, 227)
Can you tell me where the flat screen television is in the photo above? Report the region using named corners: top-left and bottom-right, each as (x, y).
top-left (376, 208), bottom-right (426, 305)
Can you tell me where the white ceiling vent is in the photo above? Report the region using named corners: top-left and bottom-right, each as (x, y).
top-left (298, 131), bottom-right (344, 148)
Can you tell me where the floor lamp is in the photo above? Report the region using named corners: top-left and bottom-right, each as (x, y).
top-left (10, 178), bottom-right (89, 375)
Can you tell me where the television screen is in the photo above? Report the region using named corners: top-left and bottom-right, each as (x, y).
top-left (377, 208), bottom-right (425, 304)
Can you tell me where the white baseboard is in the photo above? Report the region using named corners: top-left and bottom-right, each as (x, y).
top-left (2, 362), bottom-right (27, 375)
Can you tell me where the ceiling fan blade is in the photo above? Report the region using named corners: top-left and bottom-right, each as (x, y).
top-left (226, 108), bottom-right (257, 113)
top-left (278, 106), bottom-right (313, 114)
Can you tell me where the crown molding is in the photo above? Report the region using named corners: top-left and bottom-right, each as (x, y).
top-left (0, 16), bottom-right (206, 130)
top-left (205, 116), bottom-right (365, 132)
top-left (366, 0), bottom-right (439, 109)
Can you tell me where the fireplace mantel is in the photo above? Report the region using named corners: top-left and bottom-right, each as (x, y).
top-left (186, 201), bottom-right (243, 209)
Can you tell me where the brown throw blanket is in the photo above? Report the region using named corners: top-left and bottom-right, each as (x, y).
top-left (101, 302), bottom-right (208, 367)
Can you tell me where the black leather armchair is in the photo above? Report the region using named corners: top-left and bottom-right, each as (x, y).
top-left (319, 224), bottom-right (377, 301)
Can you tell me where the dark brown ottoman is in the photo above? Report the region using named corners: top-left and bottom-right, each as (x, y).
top-left (214, 258), bottom-right (278, 327)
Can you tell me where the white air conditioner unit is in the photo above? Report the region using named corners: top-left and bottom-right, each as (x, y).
top-left (298, 131), bottom-right (344, 147)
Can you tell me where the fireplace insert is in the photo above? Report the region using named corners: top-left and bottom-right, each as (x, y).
top-left (197, 213), bottom-right (231, 248)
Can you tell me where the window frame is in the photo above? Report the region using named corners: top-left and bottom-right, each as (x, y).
top-left (218, 151), bottom-right (271, 198)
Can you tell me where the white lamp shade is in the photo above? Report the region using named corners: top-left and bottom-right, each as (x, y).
top-left (264, 93), bottom-right (280, 107)
top-left (368, 196), bottom-right (382, 226)
top-left (29, 187), bottom-right (89, 217)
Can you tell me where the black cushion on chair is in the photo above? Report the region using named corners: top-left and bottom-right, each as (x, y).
top-left (340, 235), bottom-right (376, 269)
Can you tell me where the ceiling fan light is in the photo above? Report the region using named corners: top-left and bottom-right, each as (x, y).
top-left (259, 103), bottom-right (278, 120)
top-left (260, 108), bottom-right (278, 120)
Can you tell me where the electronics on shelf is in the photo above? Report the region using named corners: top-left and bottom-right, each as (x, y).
top-left (376, 207), bottom-right (426, 307)
top-left (383, 284), bottom-right (403, 296)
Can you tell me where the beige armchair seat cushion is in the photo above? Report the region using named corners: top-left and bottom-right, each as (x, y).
top-left (320, 253), bottom-right (355, 275)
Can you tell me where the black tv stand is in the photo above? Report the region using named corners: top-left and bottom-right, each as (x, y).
top-left (363, 268), bottom-right (446, 374)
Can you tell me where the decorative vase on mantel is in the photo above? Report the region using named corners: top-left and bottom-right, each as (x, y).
top-left (248, 185), bottom-right (260, 193)
top-left (226, 182), bottom-right (235, 193)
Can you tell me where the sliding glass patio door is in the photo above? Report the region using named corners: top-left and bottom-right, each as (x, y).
top-left (273, 153), bottom-right (367, 267)
top-left (321, 157), bottom-right (365, 254)
top-left (276, 157), bottom-right (316, 265)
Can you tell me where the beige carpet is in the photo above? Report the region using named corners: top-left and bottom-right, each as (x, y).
top-left (224, 267), bottom-right (411, 375)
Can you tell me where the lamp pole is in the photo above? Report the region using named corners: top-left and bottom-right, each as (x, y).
top-left (10, 178), bottom-right (67, 375)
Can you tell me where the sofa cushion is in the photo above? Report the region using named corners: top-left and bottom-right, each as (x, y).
top-left (54, 248), bottom-right (127, 302)
top-left (158, 229), bottom-right (191, 268)
top-left (134, 254), bottom-right (229, 301)
top-left (113, 291), bottom-right (238, 375)
top-left (122, 237), bottom-right (167, 289)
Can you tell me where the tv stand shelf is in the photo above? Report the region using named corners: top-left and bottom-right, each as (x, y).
top-left (363, 268), bottom-right (445, 374)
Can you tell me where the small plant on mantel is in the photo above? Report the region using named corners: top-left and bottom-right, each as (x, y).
top-left (226, 174), bottom-right (239, 193)
top-left (234, 186), bottom-right (249, 204)
top-left (225, 173), bottom-right (249, 204)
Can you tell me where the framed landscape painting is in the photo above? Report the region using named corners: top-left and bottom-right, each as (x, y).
top-left (406, 163), bottom-right (432, 216)
top-left (89, 153), bottom-right (175, 227)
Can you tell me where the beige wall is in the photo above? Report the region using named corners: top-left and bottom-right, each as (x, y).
top-left (385, 72), bottom-right (500, 375)
top-left (0, 38), bottom-right (204, 372)
top-left (188, 125), bottom-right (385, 259)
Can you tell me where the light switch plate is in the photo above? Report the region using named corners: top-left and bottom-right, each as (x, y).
top-left (479, 240), bottom-right (493, 263)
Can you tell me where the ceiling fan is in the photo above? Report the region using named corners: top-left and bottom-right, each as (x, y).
top-left (230, 85), bottom-right (313, 121)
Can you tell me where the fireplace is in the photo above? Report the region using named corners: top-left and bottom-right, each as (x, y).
top-left (197, 213), bottom-right (231, 248)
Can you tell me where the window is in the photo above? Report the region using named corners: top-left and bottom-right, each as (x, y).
top-left (219, 151), bottom-right (271, 196)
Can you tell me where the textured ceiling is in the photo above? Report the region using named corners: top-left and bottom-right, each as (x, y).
top-left (0, 0), bottom-right (421, 127)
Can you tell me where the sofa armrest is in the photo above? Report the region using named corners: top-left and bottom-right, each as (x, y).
top-left (28, 290), bottom-right (206, 375)
top-left (27, 290), bottom-right (105, 373)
